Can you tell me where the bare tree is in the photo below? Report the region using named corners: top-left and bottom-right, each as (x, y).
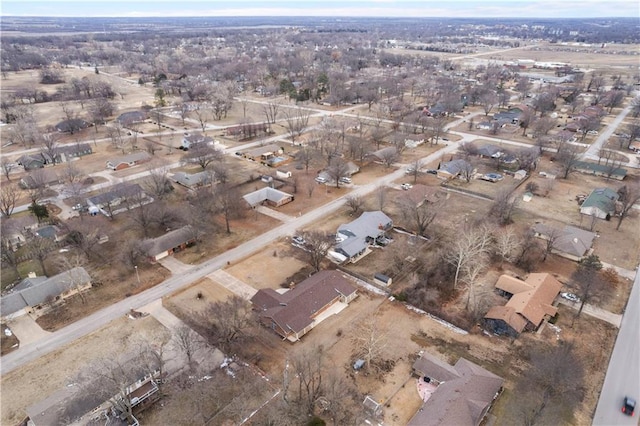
top-left (286, 345), bottom-right (325, 415)
top-left (172, 325), bottom-right (203, 372)
top-left (296, 230), bottom-right (333, 272)
top-left (193, 104), bottom-right (210, 133)
top-left (282, 107), bottom-right (311, 145)
top-left (494, 227), bottom-right (522, 267)
top-left (571, 255), bottom-right (605, 321)
top-left (351, 315), bottom-right (387, 370)
top-left (345, 195), bottom-right (364, 216)
top-left (397, 193), bottom-right (438, 236)
top-left (40, 134), bottom-right (59, 164)
top-left (0, 184), bottom-right (18, 217)
top-left (145, 164), bottom-right (173, 199)
top-left (375, 185), bottom-right (387, 211)
top-left (26, 236), bottom-right (54, 276)
top-left (407, 158), bottom-right (424, 183)
top-left (181, 143), bottom-right (223, 170)
top-left (1, 158), bottom-right (16, 181)
top-left (541, 227), bottom-right (561, 262)
top-left (459, 160), bottom-right (476, 183)
top-left (490, 185), bottom-right (520, 225)
top-left (197, 296), bottom-right (253, 350)
top-left (556, 144), bottom-right (581, 179)
top-left (263, 100), bottom-right (280, 128)
top-left (445, 225), bottom-right (493, 289)
top-left (479, 90), bottom-right (499, 116)
top-left (64, 220), bottom-right (105, 259)
top-left (615, 183), bottom-right (640, 230)
top-left (325, 157), bottom-right (350, 188)
top-left (215, 183), bottom-right (244, 234)
top-left (378, 147), bottom-right (399, 168)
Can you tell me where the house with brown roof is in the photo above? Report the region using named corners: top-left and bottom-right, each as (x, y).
top-left (250, 270), bottom-right (358, 342)
top-left (105, 151), bottom-right (152, 171)
top-left (484, 273), bottom-right (562, 337)
top-left (409, 351), bottom-right (504, 426)
top-left (140, 226), bottom-right (197, 262)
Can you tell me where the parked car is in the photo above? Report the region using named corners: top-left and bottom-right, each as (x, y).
top-left (375, 236), bottom-right (391, 246)
top-left (339, 176), bottom-right (352, 184)
top-left (315, 176), bottom-right (327, 183)
top-left (292, 236), bottom-right (306, 246)
top-left (622, 396), bottom-right (636, 416)
top-left (405, 167), bottom-right (416, 174)
top-left (560, 292), bottom-right (580, 303)
top-left (425, 169), bottom-right (437, 175)
top-left (401, 183), bottom-right (413, 190)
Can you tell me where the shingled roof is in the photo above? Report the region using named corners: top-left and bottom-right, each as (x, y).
top-left (140, 226), bottom-right (196, 258)
top-left (251, 270), bottom-right (357, 338)
top-left (409, 352), bottom-right (504, 426)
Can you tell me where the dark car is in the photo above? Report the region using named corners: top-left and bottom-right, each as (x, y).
top-left (622, 396), bottom-right (636, 416)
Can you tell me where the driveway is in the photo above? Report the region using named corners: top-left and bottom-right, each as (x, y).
top-left (557, 299), bottom-right (622, 328)
top-left (8, 315), bottom-right (51, 346)
top-left (207, 270), bottom-right (257, 300)
top-left (158, 256), bottom-right (194, 275)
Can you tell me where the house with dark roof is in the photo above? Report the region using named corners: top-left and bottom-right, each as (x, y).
top-left (335, 211), bottom-right (393, 263)
top-left (243, 187), bottom-right (294, 208)
top-left (105, 151), bottom-right (152, 171)
top-left (56, 143), bottom-right (93, 162)
top-left (580, 187), bottom-right (619, 220)
top-left (17, 154), bottom-right (47, 170)
top-left (55, 119), bottom-right (90, 133)
top-left (475, 144), bottom-right (504, 159)
top-left (87, 183), bottom-right (146, 215)
top-left (116, 110), bottom-right (148, 127)
top-left (19, 169), bottom-right (60, 189)
top-left (140, 226), bottom-right (197, 262)
top-left (437, 159), bottom-right (474, 180)
top-left (532, 223), bottom-right (596, 261)
top-left (181, 133), bottom-right (215, 150)
top-left (409, 351), bottom-right (504, 426)
top-left (572, 161), bottom-right (627, 181)
top-left (250, 270), bottom-right (357, 342)
top-left (0, 268), bottom-right (91, 320)
top-left (484, 273), bottom-right (562, 337)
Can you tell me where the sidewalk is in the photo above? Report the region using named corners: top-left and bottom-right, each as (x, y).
top-left (207, 269), bottom-right (257, 300)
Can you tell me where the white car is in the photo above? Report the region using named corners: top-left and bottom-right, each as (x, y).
top-left (561, 292), bottom-right (580, 303)
top-left (315, 176), bottom-right (327, 183)
top-left (401, 183), bottom-right (413, 190)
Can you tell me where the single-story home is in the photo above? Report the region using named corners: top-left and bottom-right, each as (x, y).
top-left (476, 121), bottom-right (493, 130)
top-left (250, 270), bottom-right (357, 342)
top-left (181, 133), bottom-right (215, 150)
top-left (243, 187), bottom-right (294, 208)
top-left (484, 273), bottom-right (562, 337)
top-left (105, 151), bottom-right (152, 171)
top-left (140, 226), bottom-right (197, 262)
top-left (19, 169), bottom-right (60, 189)
top-left (580, 187), bottom-right (619, 220)
top-left (0, 267), bottom-right (92, 320)
top-left (56, 143), bottom-right (93, 162)
top-left (476, 144), bottom-right (503, 158)
top-left (276, 169), bottom-right (292, 179)
top-left (369, 146), bottom-right (398, 163)
top-left (116, 110), bottom-right (148, 127)
top-left (572, 161), bottom-right (627, 181)
top-left (335, 211), bottom-right (393, 263)
top-left (87, 183), bottom-right (146, 213)
top-left (532, 223), bottom-right (596, 261)
top-left (17, 154), bottom-right (47, 170)
top-left (171, 170), bottom-right (214, 189)
top-left (437, 159), bottom-right (473, 180)
top-left (493, 108), bottom-right (523, 125)
top-left (409, 351), bottom-right (504, 426)
top-left (242, 144), bottom-right (282, 161)
top-left (55, 119), bottom-right (90, 133)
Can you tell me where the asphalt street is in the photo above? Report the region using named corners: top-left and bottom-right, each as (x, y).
top-left (592, 267), bottom-right (640, 426)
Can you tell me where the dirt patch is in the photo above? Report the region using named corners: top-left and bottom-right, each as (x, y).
top-left (0, 316), bottom-right (170, 426)
top-left (163, 277), bottom-right (234, 316)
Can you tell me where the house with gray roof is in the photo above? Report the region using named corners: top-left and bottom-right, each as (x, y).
top-left (250, 270), bottom-right (357, 342)
top-left (437, 159), bottom-right (473, 180)
top-left (87, 183), bottom-right (144, 210)
top-left (532, 223), bottom-right (596, 261)
top-left (171, 170), bottom-right (214, 189)
top-left (573, 161), bottom-right (627, 181)
top-left (335, 211), bottom-right (393, 263)
top-left (181, 133), bottom-right (215, 150)
top-left (1, 267), bottom-right (91, 320)
top-left (116, 110), bottom-right (148, 127)
top-left (580, 187), bottom-right (619, 220)
top-left (243, 187), bottom-right (294, 208)
top-left (140, 226), bottom-right (197, 262)
top-left (409, 352), bottom-right (504, 426)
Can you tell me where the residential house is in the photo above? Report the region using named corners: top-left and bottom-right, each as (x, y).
top-left (580, 187), bottom-right (619, 220)
top-left (243, 187), bottom-right (294, 208)
top-left (116, 110), bottom-right (148, 127)
top-left (369, 146), bottom-right (398, 163)
top-left (475, 144), bottom-right (504, 159)
top-left (56, 143), bottom-right (93, 162)
top-left (335, 211), bottom-right (393, 263)
top-left (54, 119), bottom-right (90, 133)
top-left (250, 270), bottom-right (357, 342)
top-left (171, 170), bottom-right (214, 189)
top-left (0, 267), bottom-right (91, 320)
top-left (140, 226), bottom-right (197, 262)
top-left (242, 144), bottom-right (282, 162)
top-left (572, 161), bottom-right (627, 181)
top-left (17, 154), bottom-right (47, 170)
top-left (476, 121), bottom-right (493, 130)
top-left (106, 151), bottom-right (152, 171)
top-left (493, 108), bottom-right (523, 125)
top-left (19, 169), bottom-right (60, 189)
top-left (437, 159), bottom-right (473, 180)
top-left (87, 183), bottom-right (146, 215)
top-left (409, 352), bottom-right (504, 426)
top-left (532, 223), bottom-right (596, 261)
top-left (345, 161), bottom-right (360, 176)
top-left (276, 169), bottom-right (292, 179)
top-left (484, 273), bottom-right (562, 337)
top-left (181, 133), bottom-right (215, 150)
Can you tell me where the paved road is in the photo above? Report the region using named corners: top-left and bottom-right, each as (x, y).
top-left (0, 139), bottom-right (462, 376)
top-left (592, 267), bottom-right (640, 425)
top-left (582, 104), bottom-right (632, 161)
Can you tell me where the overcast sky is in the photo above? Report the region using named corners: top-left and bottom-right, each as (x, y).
top-left (2, 0), bottom-right (638, 18)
